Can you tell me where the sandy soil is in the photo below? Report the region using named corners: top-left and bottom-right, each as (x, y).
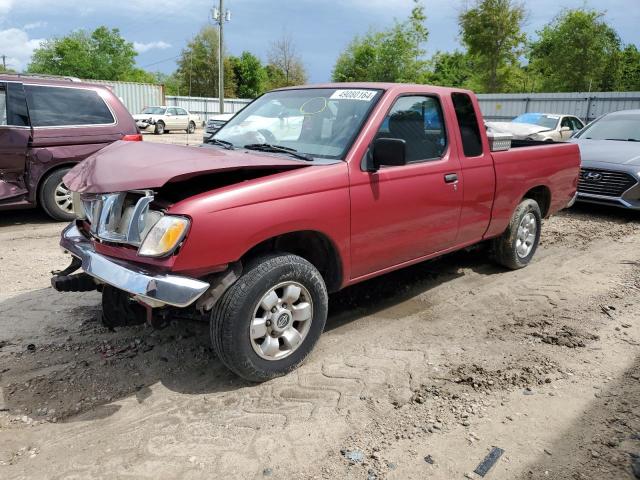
top-left (0, 203), bottom-right (638, 480)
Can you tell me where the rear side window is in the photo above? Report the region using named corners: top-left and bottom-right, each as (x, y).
top-left (452, 92), bottom-right (483, 157)
top-left (0, 88), bottom-right (6, 126)
top-left (25, 85), bottom-right (114, 127)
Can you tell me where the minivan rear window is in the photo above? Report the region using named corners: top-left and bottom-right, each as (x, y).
top-left (25, 85), bottom-right (115, 127)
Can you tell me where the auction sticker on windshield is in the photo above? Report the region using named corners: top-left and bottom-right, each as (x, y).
top-left (330, 90), bottom-right (377, 101)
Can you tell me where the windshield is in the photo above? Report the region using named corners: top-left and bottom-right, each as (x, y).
top-left (575, 113), bottom-right (640, 141)
top-left (512, 113), bottom-right (559, 130)
top-left (141, 107), bottom-right (166, 115)
top-left (214, 88), bottom-right (383, 159)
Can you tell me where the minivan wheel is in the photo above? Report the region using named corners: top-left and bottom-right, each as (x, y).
top-left (187, 121), bottom-right (196, 134)
top-left (210, 254), bottom-right (328, 382)
top-left (154, 121), bottom-right (165, 135)
top-left (492, 198), bottom-right (542, 270)
top-left (40, 168), bottom-right (76, 221)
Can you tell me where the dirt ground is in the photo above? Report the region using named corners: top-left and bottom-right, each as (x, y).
top-left (0, 191), bottom-right (639, 478)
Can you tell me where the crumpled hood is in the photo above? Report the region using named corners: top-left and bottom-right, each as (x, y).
top-left (486, 121), bottom-right (550, 139)
top-left (64, 141), bottom-right (308, 193)
top-left (132, 114), bottom-right (158, 121)
top-left (571, 138), bottom-right (640, 167)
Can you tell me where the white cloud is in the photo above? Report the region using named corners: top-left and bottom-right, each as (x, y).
top-left (0, 28), bottom-right (43, 70)
top-left (134, 41), bottom-right (171, 53)
top-left (24, 20), bottom-right (47, 30)
top-left (0, 0), bottom-right (14, 18)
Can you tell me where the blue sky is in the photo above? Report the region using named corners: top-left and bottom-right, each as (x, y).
top-left (1, 0), bottom-right (639, 83)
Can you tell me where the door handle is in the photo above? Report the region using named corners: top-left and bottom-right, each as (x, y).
top-left (444, 173), bottom-right (458, 183)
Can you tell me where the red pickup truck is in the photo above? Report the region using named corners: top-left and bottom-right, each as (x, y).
top-left (52, 83), bottom-right (580, 381)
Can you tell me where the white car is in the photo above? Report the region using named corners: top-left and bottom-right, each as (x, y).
top-left (133, 106), bottom-right (200, 135)
top-left (487, 113), bottom-right (585, 142)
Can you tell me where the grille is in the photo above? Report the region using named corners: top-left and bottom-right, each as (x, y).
top-left (578, 169), bottom-right (638, 197)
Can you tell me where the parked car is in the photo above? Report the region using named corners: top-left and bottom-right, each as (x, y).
top-left (570, 109), bottom-right (640, 210)
top-left (133, 106), bottom-right (200, 135)
top-left (202, 113), bottom-right (235, 143)
top-left (52, 83), bottom-right (580, 381)
top-left (487, 113), bottom-right (585, 142)
top-left (0, 74), bottom-right (141, 221)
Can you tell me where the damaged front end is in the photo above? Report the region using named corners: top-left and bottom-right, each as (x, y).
top-left (51, 189), bottom-right (239, 327)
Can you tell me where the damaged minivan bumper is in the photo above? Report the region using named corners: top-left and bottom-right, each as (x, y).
top-left (53, 223), bottom-right (210, 308)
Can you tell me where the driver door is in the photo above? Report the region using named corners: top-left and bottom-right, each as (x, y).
top-left (0, 82), bottom-right (31, 201)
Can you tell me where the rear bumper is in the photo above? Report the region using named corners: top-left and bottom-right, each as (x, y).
top-left (56, 223), bottom-right (210, 308)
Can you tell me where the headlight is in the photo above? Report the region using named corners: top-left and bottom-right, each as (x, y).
top-left (138, 215), bottom-right (190, 257)
top-left (72, 191), bottom-right (87, 220)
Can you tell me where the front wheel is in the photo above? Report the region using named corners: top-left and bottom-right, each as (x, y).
top-left (210, 254), bottom-right (328, 382)
top-left (492, 198), bottom-right (542, 269)
top-left (154, 121), bottom-right (165, 135)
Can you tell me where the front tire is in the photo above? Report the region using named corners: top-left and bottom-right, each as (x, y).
top-left (493, 198), bottom-right (542, 270)
top-left (210, 254), bottom-right (328, 382)
top-left (40, 167), bottom-right (76, 221)
top-left (154, 121), bottom-right (165, 135)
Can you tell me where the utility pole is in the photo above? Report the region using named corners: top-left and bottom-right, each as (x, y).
top-left (1, 55), bottom-right (6, 70)
top-left (213, 1), bottom-right (231, 114)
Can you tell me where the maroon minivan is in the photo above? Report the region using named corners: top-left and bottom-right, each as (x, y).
top-left (0, 74), bottom-right (141, 220)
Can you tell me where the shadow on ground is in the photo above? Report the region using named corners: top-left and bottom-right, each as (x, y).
top-left (518, 355), bottom-right (640, 480)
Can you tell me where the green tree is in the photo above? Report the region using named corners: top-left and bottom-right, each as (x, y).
top-left (617, 44), bottom-right (640, 91)
top-left (459, 0), bottom-right (527, 93)
top-left (332, 0), bottom-right (429, 83)
top-left (230, 51), bottom-right (267, 98)
top-left (266, 34), bottom-right (307, 88)
top-left (423, 51), bottom-right (474, 88)
top-left (528, 9), bottom-right (621, 92)
top-left (175, 25), bottom-right (237, 97)
top-left (28, 26), bottom-right (145, 81)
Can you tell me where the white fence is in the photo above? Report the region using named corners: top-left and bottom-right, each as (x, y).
top-left (477, 92), bottom-right (640, 122)
top-left (165, 95), bottom-right (252, 122)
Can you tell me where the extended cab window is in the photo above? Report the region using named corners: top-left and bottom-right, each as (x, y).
top-left (376, 95), bottom-right (447, 163)
top-left (24, 85), bottom-right (114, 127)
top-left (0, 88), bottom-right (6, 126)
top-left (452, 92), bottom-right (483, 157)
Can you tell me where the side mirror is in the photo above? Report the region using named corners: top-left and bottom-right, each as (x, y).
top-left (560, 126), bottom-right (571, 132)
top-left (369, 138), bottom-right (406, 171)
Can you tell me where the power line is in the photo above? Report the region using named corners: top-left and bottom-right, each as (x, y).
top-left (140, 54), bottom-right (181, 69)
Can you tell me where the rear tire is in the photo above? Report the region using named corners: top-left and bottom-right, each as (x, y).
top-left (210, 254), bottom-right (328, 382)
top-left (39, 167), bottom-right (76, 221)
top-left (493, 198), bottom-right (542, 270)
top-left (154, 121), bottom-right (165, 135)
top-left (187, 121), bottom-right (196, 134)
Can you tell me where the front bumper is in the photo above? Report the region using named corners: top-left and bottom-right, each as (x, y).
top-left (56, 223), bottom-right (210, 308)
top-left (136, 121), bottom-right (155, 130)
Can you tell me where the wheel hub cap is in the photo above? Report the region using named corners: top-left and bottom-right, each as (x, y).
top-left (55, 182), bottom-right (74, 213)
top-left (250, 282), bottom-right (313, 361)
top-left (516, 212), bottom-right (537, 258)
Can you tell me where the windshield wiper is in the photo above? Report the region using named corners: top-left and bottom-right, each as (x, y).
top-left (206, 138), bottom-right (235, 150)
top-left (243, 143), bottom-right (314, 161)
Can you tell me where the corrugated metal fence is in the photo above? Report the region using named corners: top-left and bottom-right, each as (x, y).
top-left (477, 92), bottom-right (640, 122)
top-left (84, 80), bottom-right (165, 115)
top-left (165, 95), bottom-right (252, 122)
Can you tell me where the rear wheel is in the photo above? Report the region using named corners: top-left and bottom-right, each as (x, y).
top-left (493, 198), bottom-right (542, 270)
top-left (210, 254), bottom-right (328, 382)
top-left (187, 121), bottom-right (196, 134)
top-left (154, 121), bottom-right (165, 135)
top-left (40, 167), bottom-right (76, 221)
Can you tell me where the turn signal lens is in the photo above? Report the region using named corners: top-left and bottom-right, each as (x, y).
top-left (72, 191), bottom-right (87, 220)
top-left (138, 216), bottom-right (190, 257)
